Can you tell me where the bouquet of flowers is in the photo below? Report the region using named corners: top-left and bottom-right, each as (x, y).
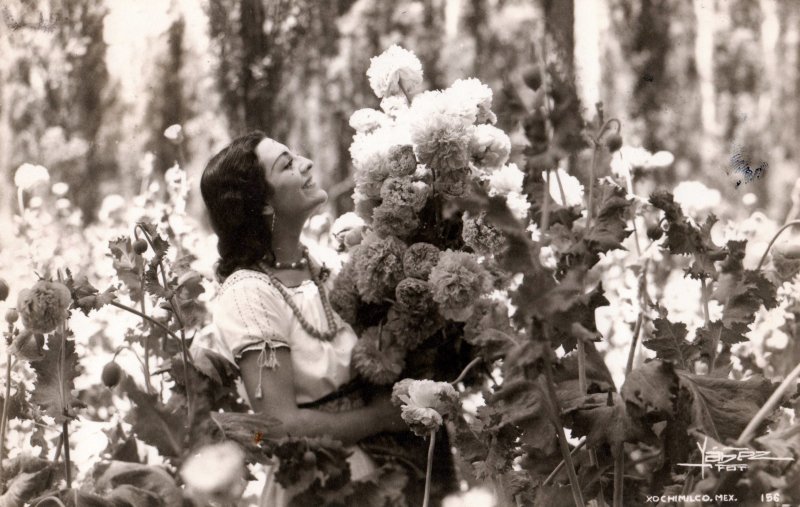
top-left (333, 44), bottom-right (521, 388)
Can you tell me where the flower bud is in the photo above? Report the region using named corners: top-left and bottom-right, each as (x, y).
top-left (522, 67), bottom-right (542, 91)
top-left (102, 361), bottom-right (122, 387)
top-left (646, 223), bottom-right (663, 241)
top-left (605, 133), bottom-right (623, 153)
top-left (5, 308), bottom-right (19, 324)
top-left (133, 239), bottom-right (148, 255)
top-left (302, 450), bottom-right (316, 465)
top-left (0, 279), bottom-right (8, 302)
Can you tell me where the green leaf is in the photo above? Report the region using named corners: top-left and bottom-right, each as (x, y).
top-left (675, 370), bottom-right (773, 442)
top-left (584, 181), bottom-right (632, 252)
top-left (120, 377), bottom-right (184, 457)
top-left (65, 273), bottom-right (117, 315)
top-left (30, 334), bottom-right (83, 423)
top-left (621, 360), bottom-right (677, 417)
top-left (0, 381), bottom-right (31, 421)
top-left (108, 237), bottom-right (144, 300)
top-left (713, 269), bottom-right (779, 327)
top-left (564, 392), bottom-right (657, 456)
top-left (94, 460), bottom-right (182, 507)
top-left (642, 318), bottom-right (697, 369)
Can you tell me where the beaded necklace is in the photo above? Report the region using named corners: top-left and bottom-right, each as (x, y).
top-left (256, 249), bottom-right (341, 342)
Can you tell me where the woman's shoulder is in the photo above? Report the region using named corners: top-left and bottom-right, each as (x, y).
top-left (217, 268), bottom-right (280, 300)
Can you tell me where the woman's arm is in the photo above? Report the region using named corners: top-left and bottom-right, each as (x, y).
top-left (238, 348), bottom-right (404, 446)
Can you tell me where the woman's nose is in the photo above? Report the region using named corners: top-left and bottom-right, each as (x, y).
top-left (299, 157), bottom-right (313, 173)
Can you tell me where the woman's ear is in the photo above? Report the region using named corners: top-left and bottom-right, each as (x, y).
top-left (262, 204), bottom-right (275, 216)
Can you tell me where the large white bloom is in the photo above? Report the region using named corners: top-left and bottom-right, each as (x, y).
top-left (410, 111), bottom-right (474, 173)
top-left (447, 78), bottom-right (496, 124)
top-left (181, 441), bottom-right (246, 503)
top-left (672, 180), bottom-right (721, 217)
top-left (380, 96), bottom-right (410, 120)
top-left (14, 163), bottom-right (50, 191)
top-left (488, 163), bottom-right (524, 196)
top-left (349, 108), bottom-right (391, 134)
top-left (610, 146), bottom-right (674, 178)
top-left (506, 191), bottom-right (529, 221)
top-left (349, 124), bottom-right (411, 171)
top-left (470, 124), bottom-right (511, 169)
top-left (366, 44), bottom-right (424, 98)
top-left (544, 168), bottom-right (584, 207)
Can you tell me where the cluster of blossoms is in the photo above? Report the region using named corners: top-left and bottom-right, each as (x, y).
top-left (332, 45), bottom-right (523, 389)
top-left (17, 279), bottom-right (72, 334)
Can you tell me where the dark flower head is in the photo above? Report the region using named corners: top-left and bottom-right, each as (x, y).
top-left (402, 243), bottom-right (441, 280)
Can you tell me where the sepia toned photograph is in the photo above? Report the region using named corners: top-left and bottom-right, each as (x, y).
top-left (0, 1), bottom-right (799, 506)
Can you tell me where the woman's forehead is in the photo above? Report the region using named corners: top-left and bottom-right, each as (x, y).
top-left (256, 137), bottom-right (290, 171)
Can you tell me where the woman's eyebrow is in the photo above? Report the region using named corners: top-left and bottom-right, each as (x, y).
top-left (270, 151), bottom-right (291, 172)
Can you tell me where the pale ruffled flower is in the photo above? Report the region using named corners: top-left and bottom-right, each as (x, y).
top-left (366, 44), bottom-right (424, 98)
top-left (429, 250), bottom-right (489, 322)
top-left (181, 441), bottom-right (246, 504)
top-left (544, 168), bottom-right (584, 207)
top-left (505, 191), bottom-right (529, 221)
top-left (380, 96), bottom-right (410, 119)
top-left (488, 163), bottom-right (524, 197)
top-left (470, 125), bottom-right (511, 169)
top-left (409, 108), bottom-right (474, 173)
top-left (163, 124), bottom-right (184, 143)
top-left (331, 212), bottom-right (365, 243)
top-left (14, 163), bottom-right (50, 191)
top-left (17, 280), bottom-right (72, 334)
top-left (672, 180), bottom-right (721, 217)
top-left (350, 125), bottom-right (411, 171)
top-left (447, 77), bottom-right (496, 124)
top-left (394, 379), bottom-right (459, 435)
top-left (349, 108), bottom-right (391, 134)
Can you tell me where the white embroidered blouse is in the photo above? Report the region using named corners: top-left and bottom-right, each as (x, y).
top-left (212, 268), bottom-right (358, 405)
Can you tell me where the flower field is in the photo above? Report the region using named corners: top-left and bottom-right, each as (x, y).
top-left (2, 42), bottom-right (800, 507)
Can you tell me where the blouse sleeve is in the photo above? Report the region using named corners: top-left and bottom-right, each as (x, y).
top-left (214, 272), bottom-right (291, 368)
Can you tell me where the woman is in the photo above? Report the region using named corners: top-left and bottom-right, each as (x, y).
top-left (200, 132), bottom-right (405, 506)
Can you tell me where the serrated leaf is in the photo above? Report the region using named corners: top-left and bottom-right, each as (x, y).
top-left (190, 347), bottom-right (237, 385)
top-left (713, 269), bottom-right (779, 327)
top-left (65, 274), bottom-right (117, 316)
top-left (621, 360), bottom-right (677, 417)
top-left (0, 382), bottom-right (31, 421)
top-left (642, 318), bottom-right (697, 369)
top-left (564, 392), bottom-right (657, 456)
top-left (108, 237), bottom-right (143, 300)
top-left (138, 222), bottom-right (170, 264)
top-left (120, 377), bottom-right (183, 457)
top-left (144, 261), bottom-right (169, 300)
top-left (676, 370), bottom-right (773, 442)
top-left (30, 334), bottom-right (83, 423)
top-left (584, 181), bottom-right (632, 252)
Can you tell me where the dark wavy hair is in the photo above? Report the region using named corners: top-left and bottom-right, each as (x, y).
top-left (201, 131), bottom-right (274, 280)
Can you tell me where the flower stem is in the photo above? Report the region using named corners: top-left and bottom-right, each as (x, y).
top-left (540, 338), bottom-right (586, 507)
top-left (139, 268), bottom-right (153, 395)
top-left (450, 356), bottom-right (482, 386)
top-left (0, 351), bottom-right (12, 486)
top-left (625, 314), bottom-right (644, 376)
top-left (586, 143), bottom-right (600, 230)
top-left (613, 445), bottom-right (624, 507)
top-left (542, 170), bottom-right (552, 232)
top-left (736, 357), bottom-right (800, 446)
top-left (109, 301), bottom-right (181, 343)
top-left (554, 168), bottom-right (568, 206)
top-left (62, 420), bottom-right (72, 488)
top-left (542, 437), bottom-right (586, 486)
top-left (577, 339), bottom-right (587, 396)
top-left (756, 220), bottom-right (800, 270)
top-left (422, 429), bottom-right (436, 507)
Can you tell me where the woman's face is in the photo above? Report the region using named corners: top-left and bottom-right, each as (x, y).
top-left (256, 138), bottom-right (327, 219)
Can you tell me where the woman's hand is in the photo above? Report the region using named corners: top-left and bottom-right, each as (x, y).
top-left (370, 394), bottom-right (406, 433)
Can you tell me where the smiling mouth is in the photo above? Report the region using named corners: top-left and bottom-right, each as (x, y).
top-left (302, 177), bottom-right (315, 189)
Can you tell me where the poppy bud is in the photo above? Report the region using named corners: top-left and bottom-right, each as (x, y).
top-left (4, 308), bottom-right (17, 324)
top-left (302, 451), bottom-right (316, 465)
top-left (133, 239), bottom-right (148, 255)
top-left (0, 279), bottom-right (8, 302)
top-left (646, 223), bottom-right (663, 241)
top-left (605, 133), bottom-right (623, 153)
top-left (102, 361), bottom-right (122, 387)
top-left (522, 67), bottom-right (542, 91)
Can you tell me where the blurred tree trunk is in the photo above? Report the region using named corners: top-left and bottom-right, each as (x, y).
top-left (543, 0), bottom-right (574, 74)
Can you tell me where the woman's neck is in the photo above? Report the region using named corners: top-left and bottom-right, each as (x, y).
top-left (271, 218), bottom-right (305, 264)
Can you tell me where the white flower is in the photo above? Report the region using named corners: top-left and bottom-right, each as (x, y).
top-left (672, 180), bottom-right (721, 217)
top-left (528, 222), bottom-right (541, 242)
top-left (410, 89), bottom-right (476, 127)
top-left (350, 125), bottom-right (411, 171)
top-left (163, 124), bottom-right (184, 142)
top-left (539, 246), bottom-right (557, 270)
top-left (380, 96), bottom-right (410, 119)
top-left (366, 44), bottom-right (424, 98)
top-left (470, 125), bottom-right (511, 169)
top-left (505, 191), bottom-right (529, 221)
top-left (447, 78), bottom-right (496, 124)
top-left (410, 113), bottom-right (474, 173)
top-left (98, 194), bottom-right (126, 223)
top-left (14, 163), bottom-right (50, 191)
top-left (51, 182), bottom-right (69, 196)
top-left (349, 108), bottom-right (391, 134)
top-left (610, 146), bottom-right (674, 178)
top-left (544, 168), bottom-right (584, 207)
top-left (181, 441), bottom-right (245, 503)
top-left (488, 163), bottom-right (524, 196)
top-left (443, 487), bottom-right (496, 507)
top-left (395, 379), bottom-right (459, 435)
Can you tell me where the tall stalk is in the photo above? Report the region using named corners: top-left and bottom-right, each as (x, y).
top-left (422, 429), bottom-right (437, 507)
top-left (0, 351), bottom-right (12, 487)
